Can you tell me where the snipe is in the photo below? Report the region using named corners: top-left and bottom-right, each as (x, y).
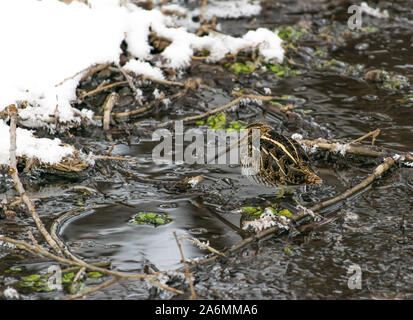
top-left (240, 122), bottom-right (322, 188)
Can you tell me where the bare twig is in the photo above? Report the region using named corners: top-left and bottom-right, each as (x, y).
top-left (80, 62), bottom-right (111, 82)
top-left (141, 75), bottom-right (185, 87)
top-left (156, 96), bottom-right (244, 128)
top-left (78, 81), bottom-right (127, 99)
top-left (102, 92), bottom-right (119, 131)
top-left (115, 63), bottom-right (143, 106)
top-left (93, 93), bottom-right (164, 120)
top-left (350, 128), bottom-right (380, 146)
top-left (179, 235), bottom-right (225, 257)
top-left (55, 63), bottom-right (110, 87)
top-left (174, 232), bottom-right (196, 300)
top-left (184, 157), bottom-right (395, 270)
top-left (200, 0), bottom-right (209, 22)
top-left (148, 279), bottom-right (185, 295)
top-left (7, 105), bottom-right (63, 257)
top-left (231, 91), bottom-right (281, 101)
top-left (69, 267), bottom-right (86, 294)
top-left (89, 155), bottom-right (136, 162)
top-left (296, 137), bottom-right (385, 158)
top-left (0, 236), bottom-right (177, 283)
top-left (66, 277), bottom-right (119, 300)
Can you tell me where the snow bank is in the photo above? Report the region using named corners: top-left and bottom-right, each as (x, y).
top-left (0, 0), bottom-right (283, 166)
top-left (0, 120), bottom-right (74, 166)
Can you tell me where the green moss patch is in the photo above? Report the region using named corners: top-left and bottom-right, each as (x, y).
top-left (277, 26), bottom-right (308, 42)
top-left (131, 212), bottom-right (173, 227)
top-left (196, 112), bottom-right (247, 132)
top-left (229, 61), bottom-right (256, 74)
top-left (267, 63), bottom-right (302, 78)
top-left (239, 205), bottom-right (293, 219)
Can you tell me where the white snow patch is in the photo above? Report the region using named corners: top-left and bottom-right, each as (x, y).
top-left (360, 2), bottom-right (389, 19)
top-left (200, 0), bottom-right (261, 20)
top-left (0, 120), bottom-right (74, 166)
top-left (291, 133), bottom-right (303, 140)
top-left (242, 209), bottom-right (290, 233)
top-left (334, 143), bottom-right (349, 156)
top-left (124, 60), bottom-right (166, 80)
top-left (3, 287), bottom-right (19, 300)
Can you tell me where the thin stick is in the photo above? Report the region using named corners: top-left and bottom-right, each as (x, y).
top-left (69, 267), bottom-right (86, 294)
top-left (80, 62), bottom-right (111, 82)
top-left (60, 261), bottom-right (111, 274)
top-left (173, 232), bottom-right (196, 300)
top-left (148, 280), bottom-right (185, 295)
top-left (115, 63), bottom-right (143, 106)
top-left (102, 93), bottom-right (119, 131)
top-left (7, 105), bottom-right (63, 257)
top-left (350, 128), bottom-right (380, 146)
top-left (107, 67), bottom-right (186, 88)
top-left (231, 91), bottom-right (281, 101)
top-left (93, 94), bottom-right (163, 120)
top-left (141, 75), bottom-right (185, 87)
top-left (89, 155), bottom-right (136, 162)
top-left (296, 138), bottom-right (385, 158)
top-left (184, 157), bottom-right (395, 271)
top-left (79, 81), bottom-right (127, 99)
top-left (200, 0), bottom-right (209, 22)
top-left (66, 277), bottom-right (119, 300)
top-left (156, 96), bottom-right (243, 128)
top-left (179, 235), bottom-right (225, 257)
top-left (0, 236), bottom-right (159, 281)
top-left (55, 64), bottom-right (101, 87)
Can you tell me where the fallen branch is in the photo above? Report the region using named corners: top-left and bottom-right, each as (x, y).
top-left (350, 128), bottom-right (380, 146)
top-left (184, 157), bottom-right (395, 270)
top-left (69, 267), bottom-right (86, 294)
top-left (141, 75), bottom-right (185, 87)
top-left (296, 137), bottom-right (384, 158)
top-left (102, 92), bottom-right (119, 131)
top-left (231, 91), bottom-right (281, 101)
top-left (80, 62), bottom-right (111, 83)
top-left (179, 235), bottom-right (225, 257)
top-left (174, 231), bottom-right (196, 300)
top-left (93, 92), bottom-right (165, 120)
top-left (78, 81), bottom-right (127, 99)
top-left (66, 276), bottom-right (119, 300)
top-left (7, 105), bottom-right (63, 257)
top-left (156, 96), bottom-right (244, 128)
top-left (55, 62), bottom-right (110, 87)
top-left (89, 155), bottom-right (136, 162)
top-left (0, 236), bottom-right (184, 296)
top-left (115, 63), bottom-right (143, 106)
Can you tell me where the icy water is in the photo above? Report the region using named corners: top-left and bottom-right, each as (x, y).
top-left (1, 0), bottom-right (412, 299)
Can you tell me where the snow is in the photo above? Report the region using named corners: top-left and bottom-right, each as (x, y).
top-left (124, 60), bottom-right (166, 80)
top-left (0, 120), bottom-right (74, 166)
top-left (291, 133), bottom-right (303, 140)
top-left (3, 287), bottom-right (19, 300)
top-left (196, 0), bottom-right (261, 20)
top-left (0, 0), bottom-right (283, 167)
top-left (360, 2), bottom-right (389, 19)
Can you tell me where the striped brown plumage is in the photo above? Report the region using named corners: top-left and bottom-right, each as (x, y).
top-left (240, 122), bottom-right (322, 187)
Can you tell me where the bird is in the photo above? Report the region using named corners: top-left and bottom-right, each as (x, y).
top-left (239, 122), bottom-right (322, 189)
